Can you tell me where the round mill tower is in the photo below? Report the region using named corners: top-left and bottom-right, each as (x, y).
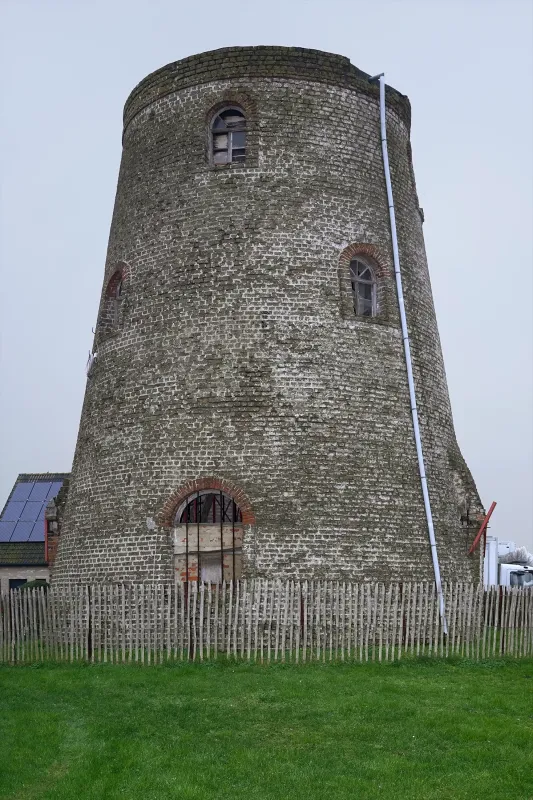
top-left (53, 47), bottom-right (483, 585)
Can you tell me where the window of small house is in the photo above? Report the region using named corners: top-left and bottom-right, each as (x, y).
top-left (173, 491), bottom-right (243, 583)
top-left (350, 258), bottom-right (377, 317)
top-left (211, 107), bottom-right (246, 165)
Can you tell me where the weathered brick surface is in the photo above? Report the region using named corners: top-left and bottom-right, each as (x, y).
top-left (53, 46), bottom-right (483, 586)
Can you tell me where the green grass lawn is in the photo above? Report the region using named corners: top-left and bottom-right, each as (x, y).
top-left (1, 659), bottom-right (532, 800)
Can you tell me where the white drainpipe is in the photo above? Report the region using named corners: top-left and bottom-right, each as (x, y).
top-left (371, 73), bottom-right (447, 633)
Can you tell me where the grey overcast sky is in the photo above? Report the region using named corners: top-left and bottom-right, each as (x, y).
top-left (1, 0), bottom-right (532, 551)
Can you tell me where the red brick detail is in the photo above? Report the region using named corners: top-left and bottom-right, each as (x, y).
top-left (105, 261), bottom-right (130, 297)
top-left (106, 268), bottom-right (123, 297)
top-left (47, 533), bottom-right (60, 567)
top-left (338, 243), bottom-right (391, 279)
top-left (159, 477), bottom-right (256, 527)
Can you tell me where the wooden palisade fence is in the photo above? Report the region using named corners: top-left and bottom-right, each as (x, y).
top-left (1, 581), bottom-right (532, 665)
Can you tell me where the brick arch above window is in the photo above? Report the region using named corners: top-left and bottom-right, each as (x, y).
top-left (204, 91), bottom-right (257, 128)
top-left (337, 243), bottom-right (396, 325)
top-left (159, 477), bottom-right (256, 527)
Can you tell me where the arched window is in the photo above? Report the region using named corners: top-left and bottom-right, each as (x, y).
top-left (350, 258), bottom-right (376, 317)
top-left (211, 107), bottom-right (246, 165)
top-left (173, 490), bottom-right (243, 583)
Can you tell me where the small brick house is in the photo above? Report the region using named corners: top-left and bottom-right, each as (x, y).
top-left (0, 473), bottom-right (69, 592)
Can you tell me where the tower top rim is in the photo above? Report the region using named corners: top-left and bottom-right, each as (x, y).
top-left (123, 45), bottom-right (411, 133)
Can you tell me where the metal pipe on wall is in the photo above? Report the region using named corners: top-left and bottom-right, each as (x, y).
top-left (371, 72), bottom-right (447, 633)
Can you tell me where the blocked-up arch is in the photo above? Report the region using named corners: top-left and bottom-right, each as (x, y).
top-left (160, 478), bottom-right (255, 583)
top-left (97, 262), bottom-right (129, 340)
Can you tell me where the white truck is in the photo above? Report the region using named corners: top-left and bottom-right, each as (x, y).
top-left (484, 537), bottom-right (533, 588)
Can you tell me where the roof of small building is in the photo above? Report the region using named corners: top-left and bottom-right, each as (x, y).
top-left (0, 473), bottom-right (69, 565)
top-left (0, 542), bottom-right (47, 566)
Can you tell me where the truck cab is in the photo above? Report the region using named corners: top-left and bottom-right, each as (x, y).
top-left (499, 563), bottom-right (533, 588)
top-left (484, 536), bottom-right (533, 587)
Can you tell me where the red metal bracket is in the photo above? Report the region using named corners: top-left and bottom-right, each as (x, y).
top-left (468, 501), bottom-right (497, 555)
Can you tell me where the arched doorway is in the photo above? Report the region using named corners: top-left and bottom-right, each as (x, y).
top-left (173, 490), bottom-right (243, 583)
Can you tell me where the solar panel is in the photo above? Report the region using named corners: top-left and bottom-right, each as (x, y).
top-left (0, 521), bottom-right (16, 542)
top-left (20, 501), bottom-right (43, 521)
top-left (11, 520), bottom-right (34, 542)
top-left (10, 482), bottom-right (35, 502)
top-left (1, 501), bottom-right (26, 521)
top-left (29, 521), bottom-right (45, 542)
top-left (29, 482), bottom-right (53, 502)
top-left (47, 481), bottom-right (64, 499)
top-left (0, 478), bottom-right (65, 544)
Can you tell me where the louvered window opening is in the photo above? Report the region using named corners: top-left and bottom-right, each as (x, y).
top-left (212, 108), bottom-right (246, 165)
top-left (350, 258), bottom-right (377, 317)
top-left (174, 491), bottom-right (243, 584)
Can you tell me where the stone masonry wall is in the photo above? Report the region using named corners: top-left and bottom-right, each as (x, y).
top-left (53, 47), bottom-right (483, 585)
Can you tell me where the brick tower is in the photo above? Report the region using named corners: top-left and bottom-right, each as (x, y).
top-left (53, 47), bottom-right (483, 585)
